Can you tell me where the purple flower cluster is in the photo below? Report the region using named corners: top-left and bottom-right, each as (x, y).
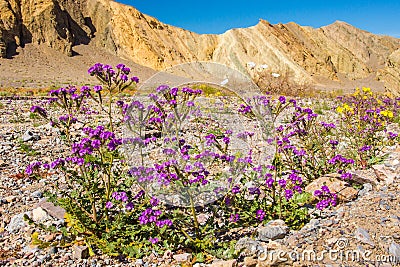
top-left (340, 172), bottom-right (353, 180)
top-left (49, 86), bottom-right (77, 96)
top-left (321, 122), bottom-right (336, 130)
top-left (116, 63), bottom-right (131, 74)
top-left (231, 185), bottom-right (240, 194)
top-left (30, 106), bottom-right (47, 117)
top-left (248, 187), bottom-right (261, 195)
top-left (93, 85), bottom-right (102, 93)
top-left (182, 87), bottom-right (202, 95)
top-left (237, 131), bottom-right (254, 139)
top-left (138, 207), bottom-right (172, 228)
top-left (314, 185), bottom-right (337, 210)
top-left (358, 145), bottom-right (371, 152)
top-left (88, 63), bottom-right (139, 87)
top-left (108, 191), bottom-right (139, 211)
top-left (25, 161), bottom-right (43, 175)
top-left (65, 156), bottom-right (84, 166)
top-left (205, 134), bottom-right (216, 146)
top-left (284, 189), bottom-right (294, 200)
top-left (50, 158), bottom-right (65, 169)
top-left (112, 191), bottom-right (129, 202)
top-left (149, 237), bottom-right (159, 244)
top-left (229, 213), bottom-right (240, 223)
top-left (329, 140), bottom-right (339, 148)
top-left (238, 104), bottom-right (252, 114)
top-left (388, 132), bottom-right (398, 139)
top-left (71, 126), bottom-right (122, 155)
top-left (105, 201), bottom-right (113, 209)
top-left (59, 114), bottom-right (78, 124)
top-left (328, 154), bottom-right (355, 165)
top-left (256, 209), bottom-right (266, 221)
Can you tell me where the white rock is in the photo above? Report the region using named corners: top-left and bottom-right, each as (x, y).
top-left (247, 62), bottom-right (256, 69)
top-left (220, 79), bottom-right (229, 86)
top-left (173, 253), bottom-right (192, 262)
top-left (272, 73), bottom-right (281, 78)
top-left (32, 207), bottom-right (49, 222)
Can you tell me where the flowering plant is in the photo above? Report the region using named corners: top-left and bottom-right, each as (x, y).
top-left (335, 87), bottom-right (400, 167)
top-left (26, 64), bottom-right (167, 257)
top-left (25, 63), bottom-right (400, 261)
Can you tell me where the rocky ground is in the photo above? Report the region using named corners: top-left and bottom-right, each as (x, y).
top-left (0, 98), bottom-right (399, 267)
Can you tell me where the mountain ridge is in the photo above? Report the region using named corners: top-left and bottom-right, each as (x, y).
top-left (1, 0), bottom-right (400, 93)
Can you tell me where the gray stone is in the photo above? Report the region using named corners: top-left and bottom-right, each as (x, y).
top-left (257, 219), bottom-right (289, 241)
top-left (235, 237), bottom-right (265, 256)
top-left (6, 212), bottom-right (29, 233)
top-left (22, 131), bottom-right (34, 142)
top-left (358, 183), bottom-right (373, 197)
top-left (22, 130), bottom-right (40, 142)
top-left (135, 259), bottom-right (144, 265)
top-left (380, 200), bottom-right (391, 210)
top-left (72, 245), bottom-right (89, 259)
top-left (354, 227), bottom-right (375, 247)
top-left (48, 246), bottom-right (58, 255)
top-left (30, 191), bottom-right (42, 199)
top-left (389, 242), bottom-right (400, 261)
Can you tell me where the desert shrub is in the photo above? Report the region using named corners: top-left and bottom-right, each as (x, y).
top-left (252, 68), bottom-right (316, 97)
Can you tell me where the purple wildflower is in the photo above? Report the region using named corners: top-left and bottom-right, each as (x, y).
top-left (232, 185), bottom-right (240, 194)
top-left (278, 179), bottom-right (287, 188)
top-left (150, 197), bottom-right (159, 206)
top-left (256, 209), bottom-right (266, 221)
top-left (93, 85), bottom-right (102, 92)
top-left (149, 237), bottom-right (159, 244)
top-left (388, 132), bottom-right (398, 139)
top-left (229, 213), bottom-right (240, 223)
top-left (105, 201), bottom-right (113, 209)
top-left (285, 189), bottom-right (294, 200)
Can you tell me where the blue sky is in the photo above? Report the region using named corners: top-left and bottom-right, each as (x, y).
top-left (116, 0), bottom-right (400, 37)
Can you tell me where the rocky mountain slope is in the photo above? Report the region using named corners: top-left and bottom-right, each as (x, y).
top-left (1, 0), bottom-right (400, 93)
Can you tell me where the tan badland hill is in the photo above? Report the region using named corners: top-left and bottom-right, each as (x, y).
top-left (1, 0), bottom-right (400, 94)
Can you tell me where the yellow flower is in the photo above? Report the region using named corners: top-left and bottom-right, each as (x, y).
top-left (380, 110), bottom-right (393, 118)
top-left (337, 103), bottom-right (354, 114)
top-left (353, 88), bottom-right (360, 97)
top-left (362, 87), bottom-right (371, 93)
